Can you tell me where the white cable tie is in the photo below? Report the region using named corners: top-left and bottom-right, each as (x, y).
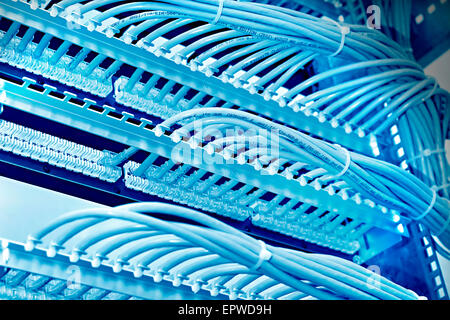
top-left (414, 189), bottom-right (437, 221)
top-left (332, 144), bottom-right (351, 179)
top-left (212, 0), bottom-right (225, 25)
top-left (406, 148), bottom-right (445, 163)
top-left (322, 17), bottom-right (350, 57)
top-left (252, 240), bottom-right (272, 271)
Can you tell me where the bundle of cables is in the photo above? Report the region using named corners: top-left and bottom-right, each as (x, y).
top-left (46, 0), bottom-right (448, 194)
top-left (25, 202), bottom-right (421, 300)
top-left (42, 1), bottom-right (449, 254)
top-left (154, 108), bottom-right (450, 254)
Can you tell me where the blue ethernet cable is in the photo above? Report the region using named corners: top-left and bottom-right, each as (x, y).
top-left (193, 38), bottom-right (273, 70)
top-left (138, 19), bottom-right (196, 49)
top-left (122, 18), bottom-right (166, 44)
top-left (250, 51), bottom-right (312, 92)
